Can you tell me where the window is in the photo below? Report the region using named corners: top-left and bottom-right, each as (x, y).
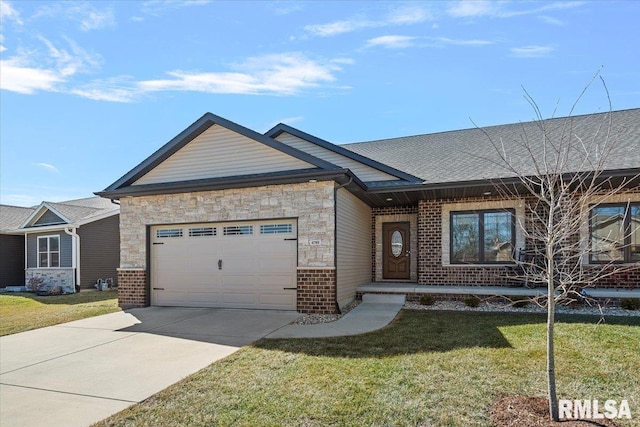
top-left (189, 227), bottom-right (216, 237)
top-left (38, 236), bottom-right (60, 268)
top-left (450, 209), bottom-right (515, 263)
top-left (224, 225), bottom-right (253, 236)
top-left (260, 223), bottom-right (292, 234)
top-left (590, 203), bottom-right (639, 263)
top-left (156, 229), bottom-right (183, 238)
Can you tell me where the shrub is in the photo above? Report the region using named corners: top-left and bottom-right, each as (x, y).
top-left (510, 295), bottom-right (529, 308)
top-left (419, 295), bottom-right (435, 306)
top-left (620, 298), bottom-right (640, 311)
top-left (464, 296), bottom-right (481, 308)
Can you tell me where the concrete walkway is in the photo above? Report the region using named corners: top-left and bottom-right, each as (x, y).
top-left (266, 294), bottom-right (405, 339)
top-left (0, 307), bottom-right (301, 427)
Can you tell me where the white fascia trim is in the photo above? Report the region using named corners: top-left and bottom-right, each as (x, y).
top-left (23, 224), bottom-right (78, 234)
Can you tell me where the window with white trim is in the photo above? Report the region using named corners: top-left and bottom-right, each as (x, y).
top-left (38, 235), bottom-right (60, 268)
top-left (590, 203), bottom-right (640, 263)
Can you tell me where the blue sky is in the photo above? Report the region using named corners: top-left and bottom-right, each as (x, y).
top-left (1, 0), bottom-right (638, 207)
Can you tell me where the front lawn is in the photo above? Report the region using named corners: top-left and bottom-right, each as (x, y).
top-left (0, 289), bottom-right (120, 336)
top-left (95, 310), bottom-right (640, 426)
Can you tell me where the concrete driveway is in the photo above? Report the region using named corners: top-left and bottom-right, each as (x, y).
top-left (0, 307), bottom-right (301, 427)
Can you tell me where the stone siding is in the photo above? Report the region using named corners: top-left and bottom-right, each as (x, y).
top-left (120, 181), bottom-right (335, 268)
top-left (25, 268), bottom-right (75, 294)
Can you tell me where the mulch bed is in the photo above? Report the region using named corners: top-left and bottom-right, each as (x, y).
top-left (490, 395), bottom-right (620, 427)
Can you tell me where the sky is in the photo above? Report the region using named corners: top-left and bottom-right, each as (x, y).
top-left (1, 0), bottom-right (639, 207)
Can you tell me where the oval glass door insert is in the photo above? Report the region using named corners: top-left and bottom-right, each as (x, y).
top-left (391, 230), bottom-right (403, 257)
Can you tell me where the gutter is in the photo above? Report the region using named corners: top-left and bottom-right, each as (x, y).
top-left (64, 227), bottom-right (80, 292)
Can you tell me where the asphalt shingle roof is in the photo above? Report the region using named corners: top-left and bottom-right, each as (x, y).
top-left (0, 197), bottom-right (118, 232)
top-left (0, 205), bottom-right (36, 230)
top-left (343, 108), bottom-right (640, 184)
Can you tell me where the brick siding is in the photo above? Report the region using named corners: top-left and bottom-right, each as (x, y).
top-left (371, 206), bottom-right (419, 281)
top-left (117, 269), bottom-right (148, 308)
top-left (297, 268), bottom-right (337, 314)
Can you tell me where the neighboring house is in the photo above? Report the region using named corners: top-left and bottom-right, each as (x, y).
top-left (96, 109), bottom-right (640, 313)
top-left (0, 197), bottom-right (120, 293)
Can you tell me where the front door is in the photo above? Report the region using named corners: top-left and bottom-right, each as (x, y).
top-left (383, 222), bottom-right (410, 280)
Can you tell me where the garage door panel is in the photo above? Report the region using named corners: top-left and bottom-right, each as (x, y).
top-left (260, 293), bottom-right (296, 307)
top-left (258, 258), bottom-right (295, 274)
top-left (151, 220), bottom-right (297, 310)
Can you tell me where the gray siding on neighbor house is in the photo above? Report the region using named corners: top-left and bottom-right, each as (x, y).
top-left (0, 235), bottom-right (25, 286)
top-left (26, 231), bottom-right (72, 268)
top-left (336, 188), bottom-right (372, 307)
top-left (77, 215), bottom-right (120, 288)
top-left (33, 210), bottom-right (65, 226)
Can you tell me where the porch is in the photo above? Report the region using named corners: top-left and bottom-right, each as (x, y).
top-left (355, 283), bottom-right (640, 303)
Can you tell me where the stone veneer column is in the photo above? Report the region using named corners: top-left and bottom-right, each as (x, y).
top-left (296, 267), bottom-right (337, 314)
top-left (117, 268), bottom-right (147, 308)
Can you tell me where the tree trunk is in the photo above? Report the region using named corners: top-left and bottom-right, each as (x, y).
top-left (547, 263), bottom-right (559, 421)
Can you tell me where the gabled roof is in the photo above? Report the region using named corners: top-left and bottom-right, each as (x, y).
top-left (265, 123), bottom-right (422, 183)
top-left (101, 113), bottom-right (341, 196)
top-left (343, 108), bottom-right (640, 185)
top-left (13, 197), bottom-right (119, 231)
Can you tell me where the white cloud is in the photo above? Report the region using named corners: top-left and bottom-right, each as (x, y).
top-left (270, 1), bottom-right (304, 16)
top-left (0, 1), bottom-right (23, 24)
top-left (510, 45), bottom-right (554, 58)
top-left (448, 1), bottom-right (584, 19)
top-left (386, 5), bottom-right (433, 24)
top-left (36, 163), bottom-right (59, 173)
top-left (539, 15), bottom-right (564, 25)
top-left (432, 37), bottom-right (493, 46)
top-left (33, 3), bottom-right (115, 31)
top-left (366, 35), bottom-right (493, 49)
top-left (138, 53), bottom-right (346, 95)
top-left (0, 37), bottom-right (101, 94)
top-left (0, 58), bottom-right (64, 94)
top-left (305, 18), bottom-right (377, 37)
top-left (305, 5), bottom-right (432, 37)
top-left (448, 1), bottom-right (497, 18)
top-left (366, 35), bottom-right (418, 49)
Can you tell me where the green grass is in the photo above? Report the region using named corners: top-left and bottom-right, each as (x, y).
top-left (0, 289), bottom-right (120, 336)
top-left (95, 310), bottom-right (640, 427)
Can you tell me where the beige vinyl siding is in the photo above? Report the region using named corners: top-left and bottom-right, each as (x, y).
top-left (134, 125), bottom-right (314, 185)
top-left (336, 188), bottom-right (372, 307)
top-left (275, 133), bottom-right (399, 182)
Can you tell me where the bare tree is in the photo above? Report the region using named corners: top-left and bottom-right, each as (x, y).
top-left (478, 77), bottom-right (640, 421)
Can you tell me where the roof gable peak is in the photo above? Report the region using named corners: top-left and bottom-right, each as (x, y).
top-left (103, 113), bottom-right (340, 192)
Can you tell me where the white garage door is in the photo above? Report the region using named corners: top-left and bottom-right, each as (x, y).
top-left (151, 219), bottom-right (297, 310)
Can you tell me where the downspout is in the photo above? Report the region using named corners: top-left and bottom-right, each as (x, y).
top-left (64, 227), bottom-right (80, 292)
top-left (333, 176), bottom-right (353, 314)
